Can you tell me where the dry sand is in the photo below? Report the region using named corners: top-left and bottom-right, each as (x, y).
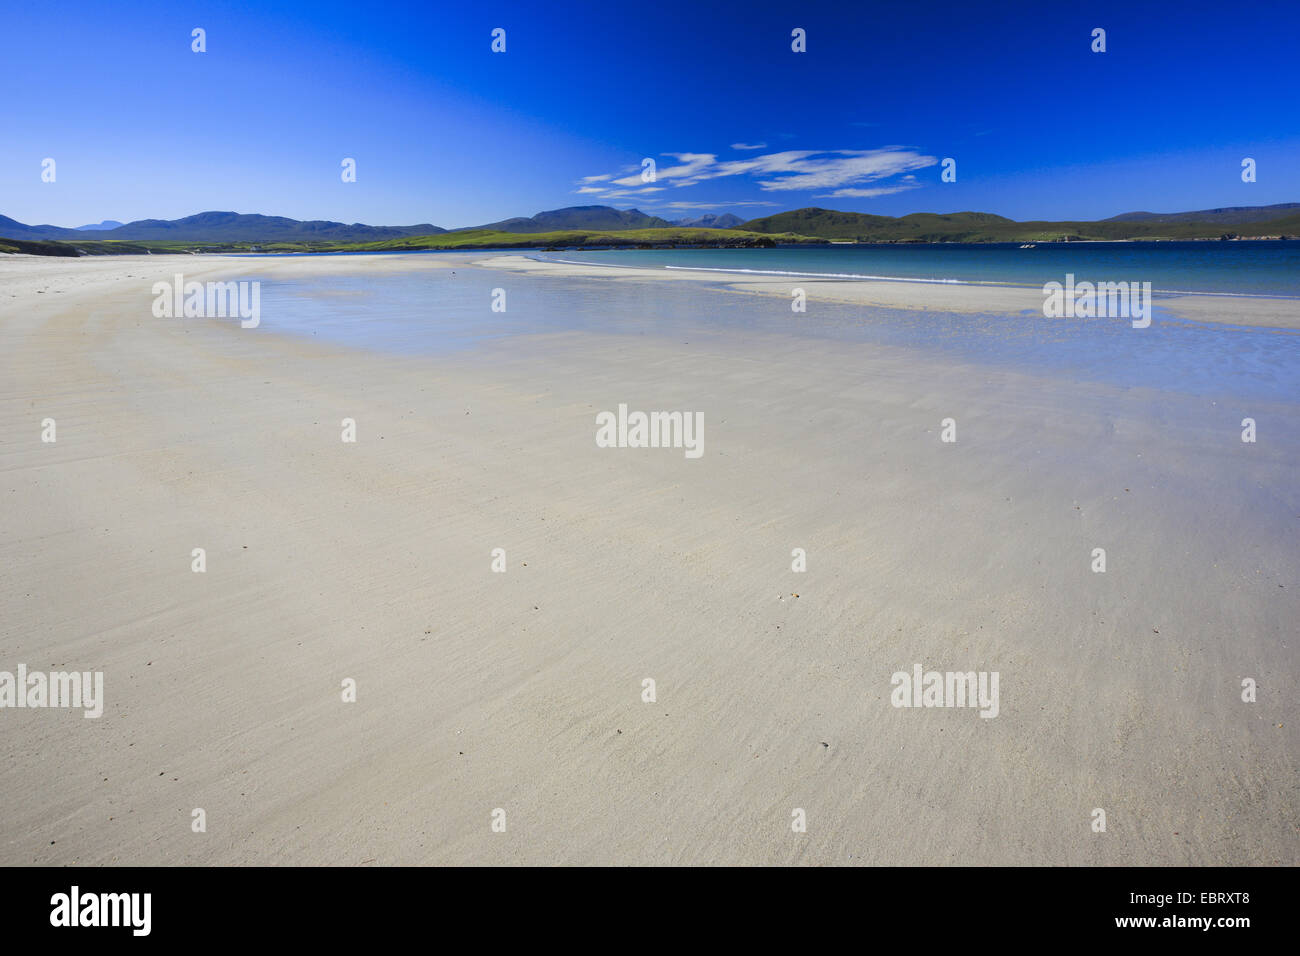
top-left (1, 252), bottom-right (1296, 865)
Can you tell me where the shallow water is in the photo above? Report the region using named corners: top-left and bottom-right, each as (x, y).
top-left (252, 267), bottom-right (1300, 405)
top-left (537, 240), bottom-right (1300, 297)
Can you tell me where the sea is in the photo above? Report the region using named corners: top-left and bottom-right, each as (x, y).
top-left (246, 241), bottom-right (1300, 404)
top-left (533, 240), bottom-right (1300, 298)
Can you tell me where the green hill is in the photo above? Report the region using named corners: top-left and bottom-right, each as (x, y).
top-left (465, 206), bottom-right (672, 233)
top-left (0, 227), bottom-right (816, 257)
top-left (0, 211), bottom-right (446, 243)
top-left (740, 207), bottom-right (1300, 242)
top-left (6, 206), bottom-right (1299, 257)
top-left (1106, 203), bottom-right (1300, 224)
top-left (303, 227), bottom-right (811, 251)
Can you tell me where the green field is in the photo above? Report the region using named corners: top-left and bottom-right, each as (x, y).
top-left (0, 227), bottom-right (816, 257)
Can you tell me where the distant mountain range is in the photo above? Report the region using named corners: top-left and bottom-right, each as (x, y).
top-left (1103, 203), bottom-right (1300, 224)
top-left (470, 205), bottom-right (671, 233)
top-left (2, 203), bottom-right (1298, 251)
top-left (0, 211), bottom-right (445, 242)
top-left (739, 206), bottom-right (1300, 242)
top-left (672, 213), bottom-right (745, 229)
top-left (468, 206), bottom-right (747, 232)
top-left (0, 205), bottom-right (746, 243)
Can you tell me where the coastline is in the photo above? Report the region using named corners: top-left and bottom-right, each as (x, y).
top-left (2, 252), bottom-right (1296, 865)
top-left (475, 253), bottom-right (1300, 329)
top-left (8, 247), bottom-right (1298, 328)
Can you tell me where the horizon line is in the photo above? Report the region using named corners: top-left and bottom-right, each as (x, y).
top-left (12, 200), bottom-right (1300, 233)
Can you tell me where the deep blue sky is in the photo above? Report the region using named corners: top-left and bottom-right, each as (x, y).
top-left (2, 0), bottom-right (1297, 228)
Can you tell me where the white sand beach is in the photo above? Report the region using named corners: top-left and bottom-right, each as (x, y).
top-left (1, 252), bottom-right (1296, 865)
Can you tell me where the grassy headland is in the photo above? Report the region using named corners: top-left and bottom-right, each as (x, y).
top-left (739, 208), bottom-right (1300, 243)
top-left (1, 228), bottom-right (814, 257)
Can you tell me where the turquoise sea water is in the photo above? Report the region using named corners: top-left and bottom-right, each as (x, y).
top-left (252, 262), bottom-right (1300, 405)
top-left (532, 240), bottom-right (1300, 297)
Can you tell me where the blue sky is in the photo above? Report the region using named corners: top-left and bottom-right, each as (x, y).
top-left (2, 0), bottom-right (1297, 228)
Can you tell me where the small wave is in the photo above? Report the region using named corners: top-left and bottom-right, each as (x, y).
top-left (528, 255), bottom-right (1300, 300)
top-left (532, 255), bottom-right (1005, 286)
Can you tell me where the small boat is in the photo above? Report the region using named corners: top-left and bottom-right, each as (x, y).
top-left (1019, 243), bottom-right (1036, 249)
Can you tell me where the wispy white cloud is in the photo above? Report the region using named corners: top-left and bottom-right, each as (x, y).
top-left (601, 186), bottom-right (666, 198)
top-left (730, 142), bottom-right (767, 150)
top-left (748, 149), bottom-right (936, 192)
top-left (814, 184), bottom-right (921, 198)
top-left (609, 152), bottom-right (716, 187)
top-left (576, 146), bottom-right (936, 200)
top-left (661, 199), bottom-right (780, 209)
